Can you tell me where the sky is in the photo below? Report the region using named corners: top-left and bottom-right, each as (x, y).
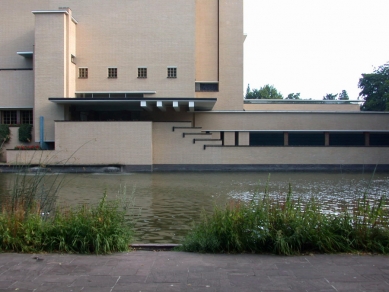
top-left (243, 0), bottom-right (389, 100)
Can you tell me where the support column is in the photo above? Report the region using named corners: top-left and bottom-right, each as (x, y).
top-left (283, 132), bottom-right (288, 146)
top-left (364, 132), bottom-right (370, 146)
top-left (325, 132), bottom-right (330, 146)
top-left (238, 132), bottom-right (249, 146)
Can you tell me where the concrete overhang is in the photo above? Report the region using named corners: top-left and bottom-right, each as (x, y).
top-left (17, 51), bottom-right (33, 59)
top-left (49, 97), bottom-right (217, 111)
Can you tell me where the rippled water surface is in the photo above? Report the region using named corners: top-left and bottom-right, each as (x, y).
top-left (1, 172), bottom-right (388, 243)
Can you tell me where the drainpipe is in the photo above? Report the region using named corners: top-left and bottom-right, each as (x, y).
top-left (39, 116), bottom-right (48, 150)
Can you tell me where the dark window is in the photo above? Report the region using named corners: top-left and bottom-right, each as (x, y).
top-left (138, 67), bottom-right (147, 78)
top-left (2, 111), bottom-right (17, 124)
top-left (195, 83), bottom-right (219, 92)
top-left (330, 133), bottom-right (364, 146)
top-left (79, 68), bottom-right (88, 78)
top-left (167, 67), bottom-right (177, 78)
top-left (370, 133), bottom-right (389, 146)
top-left (289, 133), bottom-right (325, 146)
top-left (21, 110), bottom-right (33, 124)
top-left (250, 133), bottom-right (284, 146)
top-left (108, 68), bottom-right (117, 78)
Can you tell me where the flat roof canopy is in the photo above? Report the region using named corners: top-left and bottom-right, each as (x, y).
top-left (49, 97), bottom-right (217, 112)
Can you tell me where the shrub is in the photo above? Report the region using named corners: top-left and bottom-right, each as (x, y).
top-left (0, 124), bottom-right (10, 143)
top-left (18, 124), bottom-right (32, 142)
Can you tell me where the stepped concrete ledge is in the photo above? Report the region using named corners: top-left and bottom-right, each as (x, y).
top-left (0, 252), bottom-right (388, 291)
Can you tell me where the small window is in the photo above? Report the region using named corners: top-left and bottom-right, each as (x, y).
top-left (2, 111), bottom-right (17, 125)
top-left (71, 54), bottom-right (76, 64)
top-left (21, 110), bottom-right (33, 124)
top-left (138, 67), bottom-right (147, 78)
top-left (108, 67), bottom-right (117, 78)
top-left (79, 68), bottom-right (88, 78)
top-left (167, 67), bottom-right (177, 78)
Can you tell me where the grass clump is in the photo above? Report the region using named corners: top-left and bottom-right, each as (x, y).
top-left (0, 162), bottom-right (134, 254)
top-left (0, 192), bottom-right (133, 254)
top-left (179, 183), bottom-right (389, 255)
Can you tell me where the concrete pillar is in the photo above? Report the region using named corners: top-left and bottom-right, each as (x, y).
top-left (224, 132), bottom-right (235, 145)
top-left (238, 132), bottom-right (249, 146)
top-left (364, 132), bottom-right (370, 146)
top-left (325, 132), bottom-right (330, 146)
top-left (283, 132), bottom-right (288, 146)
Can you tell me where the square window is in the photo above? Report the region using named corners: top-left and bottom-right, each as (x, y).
top-left (167, 67), bottom-right (177, 78)
top-left (2, 111), bottom-right (17, 124)
top-left (138, 67), bottom-right (147, 78)
top-left (108, 67), bottom-right (117, 78)
top-left (21, 110), bottom-right (33, 124)
top-left (79, 68), bottom-right (88, 78)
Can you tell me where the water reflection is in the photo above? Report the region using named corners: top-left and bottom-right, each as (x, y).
top-left (0, 172), bottom-right (388, 243)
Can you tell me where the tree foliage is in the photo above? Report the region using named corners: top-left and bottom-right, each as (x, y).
top-left (245, 84), bottom-right (283, 99)
top-left (323, 93), bottom-right (338, 100)
top-left (359, 63), bottom-right (389, 111)
top-left (338, 90), bottom-right (349, 100)
top-left (285, 93), bottom-right (300, 100)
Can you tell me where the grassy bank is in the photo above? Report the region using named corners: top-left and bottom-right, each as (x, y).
top-left (179, 183), bottom-right (389, 255)
top-left (0, 167), bottom-right (133, 254)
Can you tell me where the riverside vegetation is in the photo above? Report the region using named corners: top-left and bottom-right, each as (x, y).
top-left (179, 179), bottom-right (389, 255)
top-left (0, 168), bottom-right (133, 254)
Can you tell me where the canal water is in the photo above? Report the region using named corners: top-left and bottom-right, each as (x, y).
top-left (0, 172), bottom-right (388, 243)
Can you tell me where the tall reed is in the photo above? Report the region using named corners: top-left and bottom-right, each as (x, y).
top-left (0, 155), bottom-right (134, 254)
top-left (180, 181), bottom-right (389, 255)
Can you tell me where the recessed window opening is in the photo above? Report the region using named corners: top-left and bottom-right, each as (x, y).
top-left (289, 133), bottom-right (325, 146)
top-left (167, 67), bottom-right (177, 78)
top-left (71, 54), bottom-right (76, 64)
top-left (329, 133), bottom-right (364, 146)
top-left (370, 133), bottom-right (389, 146)
top-left (108, 67), bottom-right (117, 78)
top-left (249, 133), bottom-right (284, 146)
top-left (195, 82), bottom-right (219, 92)
top-left (21, 110), bottom-right (33, 124)
top-left (2, 111), bottom-right (17, 124)
top-left (138, 67), bottom-right (147, 78)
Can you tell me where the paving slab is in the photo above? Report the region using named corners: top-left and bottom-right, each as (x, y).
top-left (0, 251), bottom-right (388, 292)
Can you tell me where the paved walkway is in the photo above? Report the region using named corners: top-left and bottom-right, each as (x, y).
top-left (0, 251), bottom-right (388, 292)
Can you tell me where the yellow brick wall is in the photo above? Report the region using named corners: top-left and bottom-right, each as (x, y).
top-left (195, 112), bottom-right (389, 131)
top-left (0, 71), bottom-right (34, 108)
top-left (6, 121), bottom-right (389, 166)
top-left (7, 122), bottom-right (153, 165)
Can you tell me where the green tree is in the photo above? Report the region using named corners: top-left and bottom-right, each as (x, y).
top-left (338, 90), bottom-right (349, 100)
top-left (323, 93), bottom-right (338, 100)
top-left (245, 84), bottom-right (283, 99)
top-left (285, 93), bottom-right (300, 99)
top-left (359, 63), bottom-right (389, 111)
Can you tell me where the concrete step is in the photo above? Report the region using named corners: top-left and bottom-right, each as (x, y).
top-left (193, 138), bottom-right (222, 145)
top-left (172, 126), bottom-right (202, 132)
top-left (182, 132), bottom-right (211, 138)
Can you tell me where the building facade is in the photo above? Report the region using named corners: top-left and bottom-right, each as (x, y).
top-left (1, 0), bottom-right (389, 171)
